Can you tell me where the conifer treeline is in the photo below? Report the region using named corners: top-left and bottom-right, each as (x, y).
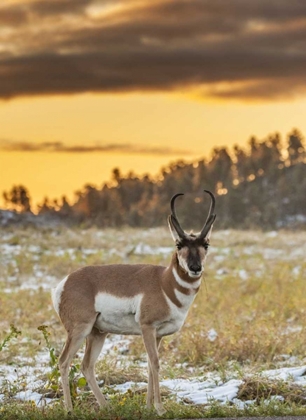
top-left (3, 129), bottom-right (306, 229)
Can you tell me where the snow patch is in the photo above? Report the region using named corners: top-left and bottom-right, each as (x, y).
top-left (207, 328), bottom-right (218, 342)
top-left (134, 243), bottom-right (173, 255)
top-left (261, 365), bottom-right (306, 380)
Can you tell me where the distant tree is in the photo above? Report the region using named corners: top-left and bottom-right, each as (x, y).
top-left (112, 167), bottom-right (122, 185)
top-left (37, 197), bottom-right (53, 214)
top-left (193, 159), bottom-right (209, 191)
top-left (3, 128), bottom-right (306, 230)
top-left (160, 160), bottom-right (195, 198)
top-left (3, 185), bottom-right (31, 212)
top-left (247, 136), bottom-right (261, 175)
top-left (76, 184), bottom-right (101, 218)
top-left (233, 144), bottom-right (250, 181)
top-left (59, 195), bottom-right (72, 218)
top-left (208, 147), bottom-right (233, 188)
top-left (287, 129), bottom-right (305, 165)
top-left (266, 133), bottom-right (282, 177)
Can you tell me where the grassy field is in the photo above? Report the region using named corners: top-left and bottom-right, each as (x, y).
top-left (1, 226), bottom-right (306, 419)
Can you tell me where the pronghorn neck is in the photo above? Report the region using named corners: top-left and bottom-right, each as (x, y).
top-left (162, 253), bottom-right (202, 308)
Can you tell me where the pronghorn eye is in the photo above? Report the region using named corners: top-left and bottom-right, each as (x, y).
top-left (203, 242), bottom-right (210, 250)
top-left (176, 242), bottom-right (182, 250)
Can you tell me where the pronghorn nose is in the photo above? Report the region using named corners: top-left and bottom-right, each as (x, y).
top-left (190, 264), bottom-right (201, 273)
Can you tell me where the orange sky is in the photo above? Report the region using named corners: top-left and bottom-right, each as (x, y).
top-left (1, 92), bottom-right (306, 206)
top-left (1, 0), bottom-right (306, 206)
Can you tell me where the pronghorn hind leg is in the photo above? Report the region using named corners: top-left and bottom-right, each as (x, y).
top-left (141, 325), bottom-right (166, 416)
top-left (81, 328), bottom-right (108, 406)
top-left (58, 320), bottom-right (96, 411)
top-left (59, 332), bottom-right (87, 410)
top-left (147, 337), bottom-right (162, 409)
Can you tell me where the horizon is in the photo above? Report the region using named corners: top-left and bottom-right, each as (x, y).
top-left (0, 126), bottom-right (303, 210)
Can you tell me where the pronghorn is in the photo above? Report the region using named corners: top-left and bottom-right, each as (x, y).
top-left (52, 190), bottom-right (216, 415)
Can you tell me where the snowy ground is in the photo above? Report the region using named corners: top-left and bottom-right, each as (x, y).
top-left (1, 335), bottom-right (306, 408)
top-left (1, 227), bottom-right (306, 410)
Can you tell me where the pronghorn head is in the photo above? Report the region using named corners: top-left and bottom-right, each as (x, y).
top-left (168, 190), bottom-right (216, 279)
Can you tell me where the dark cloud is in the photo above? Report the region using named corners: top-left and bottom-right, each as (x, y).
top-left (0, 7), bottom-right (28, 27)
top-left (1, 0), bottom-right (306, 100)
top-left (0, 140), bottom-right (190, 155)
top-left (29, 0), bottom-right (90, 16)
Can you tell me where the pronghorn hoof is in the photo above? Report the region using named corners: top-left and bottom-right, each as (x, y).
top-left (98, 400), bottom-right (109, 407)
top-left (155, 403), bottom-right (166, 416)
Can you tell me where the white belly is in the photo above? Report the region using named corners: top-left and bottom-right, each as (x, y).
top-left (156, 317), bottom-right (185, 336)
top-left (94, 289), bottom-right (195, 337)
top-left (94, 293), bottom-right (143, 335)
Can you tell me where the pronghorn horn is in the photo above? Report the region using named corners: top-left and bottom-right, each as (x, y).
top-left (199, 190), bottom-right (216, 239)
top-left (170, 193), bottom-right (186, 239)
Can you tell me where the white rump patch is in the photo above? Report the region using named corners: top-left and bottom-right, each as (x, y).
top-left (172, 267), bottom-right (201, 290)
top-left (51, 276), bottom-right (68, 315)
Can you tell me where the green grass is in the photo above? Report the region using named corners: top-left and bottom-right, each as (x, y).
top-left (2, 396), bottom-right (306, 420)
top-left (1, 226), bottom-right (306, 418)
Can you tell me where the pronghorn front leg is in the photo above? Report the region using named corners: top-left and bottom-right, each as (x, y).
top-left (146, 336), bottom-right (162, 409)
top-left (141, 325), bottom-right (165, 416)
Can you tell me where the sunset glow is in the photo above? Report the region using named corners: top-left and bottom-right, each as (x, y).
top-left (1, 0), bottom-right (306, 206)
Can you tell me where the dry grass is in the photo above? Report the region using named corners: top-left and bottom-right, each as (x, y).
top-left (238, 376), bottom-right (306, 404)
top-left (1, 226), bottom-right (306, 361)
top-left (1, 225), bottom-right (306, 417)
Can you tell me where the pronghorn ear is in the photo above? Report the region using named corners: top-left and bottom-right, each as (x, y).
top-left (168, 215), bottom-right (180, 242)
